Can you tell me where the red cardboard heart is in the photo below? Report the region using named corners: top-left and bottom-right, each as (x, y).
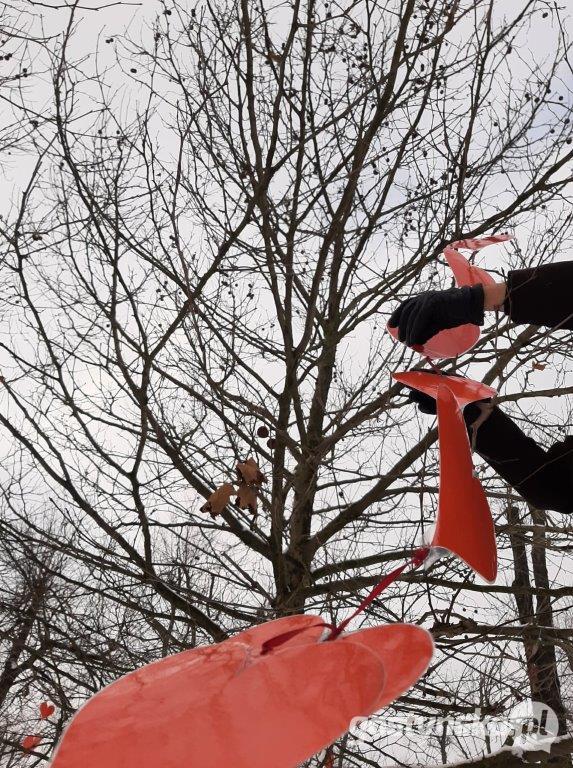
top-left (50, 619), bottom-right (433, 768)
top-left (432, 384), bottom-right (497, 582)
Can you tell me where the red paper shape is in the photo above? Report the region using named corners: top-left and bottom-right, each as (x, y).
top-left (229, 613), bottom-right (326, 650)
top-left (40, 701), bottom-right (55, 719)
top-left (22, 735), bottom-right (42, 751)
top-left (387, 315), bottom-right (480, 360)
top-left (340, 624), bottom-right (434, 710)
top-left (391, 370), bottom-right (496, 408)
top-left (432, 384), bottom-right (497, 582)
top-left (50, 619), bottom-right (433, 768)
top-left (387, 235), bottom-right (513, 359)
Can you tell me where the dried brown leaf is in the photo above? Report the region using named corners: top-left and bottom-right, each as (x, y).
top-left (235, 482), bottom-right (258, 515)
top-left (236, 457), bottom-right (266, 486)
top-left (200, 483), bottom-right (235, 518)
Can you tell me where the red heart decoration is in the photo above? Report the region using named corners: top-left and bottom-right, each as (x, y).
top-left (432, 384), bottom-right (497, 582)
top-left (40, 701), bottom-right (55, 719)
top-left (392, 370), bottom-right (496, 408)
top-left (340, 624), bottom-right (434, 710)
top-left (22, 735), bottom-right (42, 751)
top-left (387, 235), bottom-right (512, 360)
top-left (226, 613), bottom-right (326, 651)
top-left (50, 620), bottom-right (433, 768)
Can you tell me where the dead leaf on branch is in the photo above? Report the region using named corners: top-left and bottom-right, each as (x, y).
top-left (236, 457), bottom-right (266, 486)
top-left (235, 482), bottom-right (258, 515)
top-left (200, 483), bottom-right (235, 518)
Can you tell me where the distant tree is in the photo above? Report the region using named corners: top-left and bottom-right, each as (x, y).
top-left (1, 1), bottom-right (573, 765)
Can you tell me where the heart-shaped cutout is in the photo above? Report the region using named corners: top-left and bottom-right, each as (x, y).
top-left (432, 384), bottom-right (497, 582)
top-left (387, 235), bottom-right (512, 360)
top-left (40, 701), bottom-right (55, 719)
top-left (50, 618), bottom-right (434, 768)
top-left (392, 370), bottom-right (496, 408)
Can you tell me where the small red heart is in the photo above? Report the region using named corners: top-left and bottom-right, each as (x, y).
top-left (40, 701), bottom-right (55, 719)
top-left (22, 735), bottom-right (42, 751)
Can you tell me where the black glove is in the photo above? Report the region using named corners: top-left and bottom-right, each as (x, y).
top-left (406, 386), bottom-right (489, 425)
top-left (388, 285), bottom-right (485, 346)
top-left (407, 387), bottom-right (438, 414)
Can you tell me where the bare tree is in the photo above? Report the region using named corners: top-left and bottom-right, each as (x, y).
top-left (1, 0), bottom-right (573, 765)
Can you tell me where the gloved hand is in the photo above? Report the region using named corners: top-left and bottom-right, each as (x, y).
top-left (388, 284), bottom-right (485, 347)
top-left (406, 385), bottom-right (490, 425)
top-left (406, 387), bottom-right (438, 415)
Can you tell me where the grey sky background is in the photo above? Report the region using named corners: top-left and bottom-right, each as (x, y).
top-left (3, 1), bottom-right (572, 563)
top-left (2, 0), bottom-right (572, 573)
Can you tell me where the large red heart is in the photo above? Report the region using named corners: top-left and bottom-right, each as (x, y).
top-left (432, 384), bottom-right (497, 582)
top-left (50, 620), bottom-right (433, 768)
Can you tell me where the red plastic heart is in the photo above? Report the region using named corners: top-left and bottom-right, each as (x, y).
top-left (387, 235), bottom-right (513, 359)
top-left (50, 620), bottom-right (433, 768)
top-left (392, 370), bottom-right (496, 408)
top-left (431, 384), bottom-right (497, 582)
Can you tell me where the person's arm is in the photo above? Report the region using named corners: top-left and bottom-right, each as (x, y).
top-left (407, 388), bottom-right (573, 514)
top-left (388, 261), bottom-right (573, 347)
top-left (468, 403), bottom-right (573, 515)
top-left (484, 262), bottom-right (573, 330)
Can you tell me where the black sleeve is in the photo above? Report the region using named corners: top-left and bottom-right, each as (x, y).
top-left (503, 262), bottom-right (573, 330)
top-left (464, 404), bottom-right (573, 515)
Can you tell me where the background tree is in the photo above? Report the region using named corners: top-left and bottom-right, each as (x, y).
top-left (1, 0), bottom-right (573, 765)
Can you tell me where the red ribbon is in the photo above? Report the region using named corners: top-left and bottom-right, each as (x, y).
top-left (260, 546), bottom-right (430, 654)
top-left (260, 623), bottom-right (329, 655)
top-left (326, 546), bottom-right (429, 640)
